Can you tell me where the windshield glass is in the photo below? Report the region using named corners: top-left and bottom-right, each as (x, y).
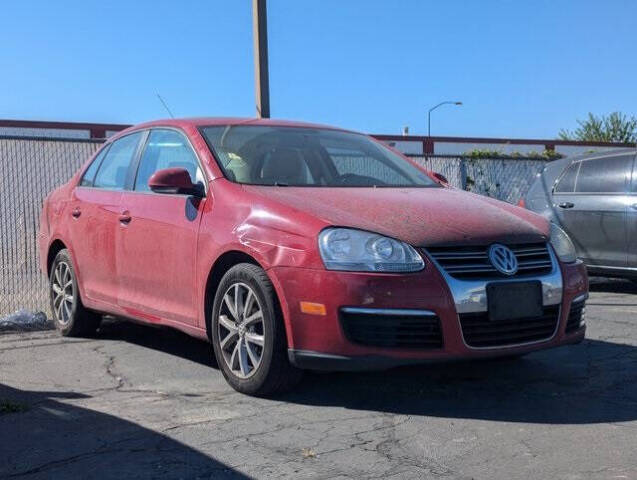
top-left (200, 125), bottom-right (437, 187)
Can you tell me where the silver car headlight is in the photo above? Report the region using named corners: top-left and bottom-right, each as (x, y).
top-left (318, 228), bottom-right (424, 273)
top-left (549, 223), bottom-right (577, 263)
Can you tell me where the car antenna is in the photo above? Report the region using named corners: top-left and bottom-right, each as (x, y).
top-left (156, 93), bottom-right (175, 119)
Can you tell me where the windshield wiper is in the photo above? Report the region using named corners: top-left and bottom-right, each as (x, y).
top-left (273, 182), bottom-right (289, 186)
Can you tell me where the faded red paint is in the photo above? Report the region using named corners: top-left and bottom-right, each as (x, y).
top-left (39, 118), bottom-right (588, 364)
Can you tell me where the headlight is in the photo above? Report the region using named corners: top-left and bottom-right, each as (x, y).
top-left (318, 228), bottom-right (424, 272)
top-left (549, 223), bottom-right (577, 263)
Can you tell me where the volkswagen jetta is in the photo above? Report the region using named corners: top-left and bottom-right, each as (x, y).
top-left (39, 118), bottom-right (589, 395)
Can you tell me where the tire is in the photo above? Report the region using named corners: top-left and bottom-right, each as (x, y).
top-left (211, 263), bottom-right (302, 396)
top-left (49, 249), bottom-right (101, 337)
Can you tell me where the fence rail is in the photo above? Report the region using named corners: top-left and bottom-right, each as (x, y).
top-left (0, 135), bottom-right (548, 317)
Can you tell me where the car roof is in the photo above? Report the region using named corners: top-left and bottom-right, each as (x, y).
top-left (563, 147), bottom-right (636, 163)
top-left (539, 147), bottom-right (636, 189)
top-left (111, 117), bottom-right (359, 141)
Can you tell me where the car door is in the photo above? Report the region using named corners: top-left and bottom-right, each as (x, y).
top-left (627, 153), bottom-right (637, 268)
top-left (69, 132), bottom-right (144, 306)
top-left (553, 154), bottom-right (632, 267)
top-left (116, 128), bottom-right (207, 326)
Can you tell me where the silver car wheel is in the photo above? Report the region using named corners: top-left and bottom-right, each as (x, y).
top-left (217, 282), bottom-right (265, 379)
top-left (52, 261), bottom-right (74, 325)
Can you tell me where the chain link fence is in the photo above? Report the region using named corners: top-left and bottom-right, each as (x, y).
top-left (0, 136), bottom-right (548, 318)
top-left (408, 155), bottom-right (547, 204)
top-left (1, 137), bottom-right (102, 318)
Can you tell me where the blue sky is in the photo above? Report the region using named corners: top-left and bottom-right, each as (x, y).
top-left (1, 0), bottom-right (635, 138)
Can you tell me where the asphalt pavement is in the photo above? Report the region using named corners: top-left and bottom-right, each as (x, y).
top-left (1, 278), bottom-right (636, 479)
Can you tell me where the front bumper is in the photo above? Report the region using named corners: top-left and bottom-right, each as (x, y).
top-left (268, 255), bottom-right (588, 371)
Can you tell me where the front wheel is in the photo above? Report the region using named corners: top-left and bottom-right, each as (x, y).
top-left (211, 263), bottom-right (302, 396)
top-left (49, 249), bottom-right (101, 336)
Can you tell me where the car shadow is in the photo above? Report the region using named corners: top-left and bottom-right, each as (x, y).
top-left (96, 316), bottom-right (218, 368)
top-left (281, 339), bottom-right (637, 425)
top-left (0, 383), bottom-right (248, 479)
top-left (94, 318), bottom-right (637, 426)
top-left (589, 277), bottom-right (637, 295)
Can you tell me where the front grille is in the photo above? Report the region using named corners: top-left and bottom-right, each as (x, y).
top-left (565, 299), bottom-right (586, 333)
top-left (426, 242), bottom-right (553, 280)
top-left (340, 310), bottom-right (443, 349)
top-left (459, 305), bottom-right (559, 348)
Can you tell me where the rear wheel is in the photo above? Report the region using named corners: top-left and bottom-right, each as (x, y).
top-left (49, 249), bottom-right (101, 336)
top-left (211, 263), bottom-right (302, 396)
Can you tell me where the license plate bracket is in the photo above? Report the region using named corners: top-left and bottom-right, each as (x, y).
top-left (486, 281), bottom-right (543, 322)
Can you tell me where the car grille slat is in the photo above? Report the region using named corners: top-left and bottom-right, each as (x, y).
top-left (434, 254), bottom-right (488, 260)
top-left (446, 263), bottom-right (496, 271)
top-left (462, 319), bottom-right (556, 335)
top-left (513, 247), bottom-right (548, 254)
top-left (465, 325), bottom-right (557, 343)
top-left (425, 242), bottom-right (553, 280)
top-left (517, 262), bottom-right (552, 269)
top-left (340, 310), bottom-right (443, 349)
top-left (459, 305), bottom-right (559, 348)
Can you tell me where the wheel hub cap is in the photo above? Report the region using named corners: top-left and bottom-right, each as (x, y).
top-left (51, 261), bottom-right (74, 325)
top-left (217, 282), bottom-right (265, 379)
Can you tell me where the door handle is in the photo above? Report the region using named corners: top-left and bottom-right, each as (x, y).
top-left (71, 208), bottom-right (81, 218)
top-left (631, 203), bottom-right (637, 210)
top-left (118, 212), bottom-right (132, 224)
top-left (558, 202), bottom-right (574, 209)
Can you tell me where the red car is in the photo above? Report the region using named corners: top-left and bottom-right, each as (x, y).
top-left (39, 118), bottom-right (588, 395)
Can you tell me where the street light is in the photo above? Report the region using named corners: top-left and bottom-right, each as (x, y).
top-left (427, 101), bottom-right (462, 137)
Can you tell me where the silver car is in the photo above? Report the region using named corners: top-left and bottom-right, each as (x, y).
top-left (522, 149), bottom-right (637, 280)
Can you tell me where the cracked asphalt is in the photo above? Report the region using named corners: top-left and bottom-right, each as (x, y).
top-left (2, 278), bottom-right (637, 479)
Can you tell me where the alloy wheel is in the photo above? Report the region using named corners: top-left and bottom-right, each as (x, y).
top-left (217, 282), bottom-right (265, 379)
top-left (52, 261), bottom-right (74, 325)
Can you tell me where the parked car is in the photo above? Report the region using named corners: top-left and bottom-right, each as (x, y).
top-left (39, 118), bottom-right (588, 395)
top-left (521, 149), bottom-right (637, 280)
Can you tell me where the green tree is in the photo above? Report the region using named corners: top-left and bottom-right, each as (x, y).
top-left (559, 112), bottom-right (637, 143)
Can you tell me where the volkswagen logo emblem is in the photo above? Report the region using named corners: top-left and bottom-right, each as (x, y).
top-left (488, 243), bottom-right (518, 275)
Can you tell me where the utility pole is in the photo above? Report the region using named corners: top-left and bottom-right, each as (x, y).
top-left (252, 0), bottom-right (270, 118)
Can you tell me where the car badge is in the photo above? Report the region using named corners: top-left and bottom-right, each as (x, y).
top-left (488, 243), bottom-right (518, 275)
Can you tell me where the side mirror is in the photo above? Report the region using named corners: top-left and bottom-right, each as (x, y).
top-left (432, 172), bottom-right (449, 186)
top-left (148, 168), bottom-right (204, 197)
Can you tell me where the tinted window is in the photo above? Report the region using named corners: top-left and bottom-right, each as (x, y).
top-left (575, 155), bottom-right (632, 193)
top-left (79, 146), bottom-right (109, 187)
top-left (201, 126), bottom-right (436, 187)
top-left (134, 129), bottom-right (204, 192)
top-left (554, 162), bottom-right (579, 193)
top-left (93, 133), bottom-right (143, 190)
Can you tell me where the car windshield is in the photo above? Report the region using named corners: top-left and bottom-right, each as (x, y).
top-left (200, 125), bottom-right (437, 187)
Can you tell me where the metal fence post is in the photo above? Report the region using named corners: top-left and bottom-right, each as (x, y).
top-left (459, 157), bottom-right (468, 191)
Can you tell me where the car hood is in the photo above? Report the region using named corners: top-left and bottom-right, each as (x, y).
top-left (244, 186), bottom-right (549, 247)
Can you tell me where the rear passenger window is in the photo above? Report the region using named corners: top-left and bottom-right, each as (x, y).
top-left (134, 129), bottom-right (204, 192)
top-left (79, 146), bottom-right (109, 187)
top-left (554, 162), bottom-right (579, 193)
top-left (575, 155), bottom-right (632, 193)
top-left (93, 132), bottom-right (143, 190)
